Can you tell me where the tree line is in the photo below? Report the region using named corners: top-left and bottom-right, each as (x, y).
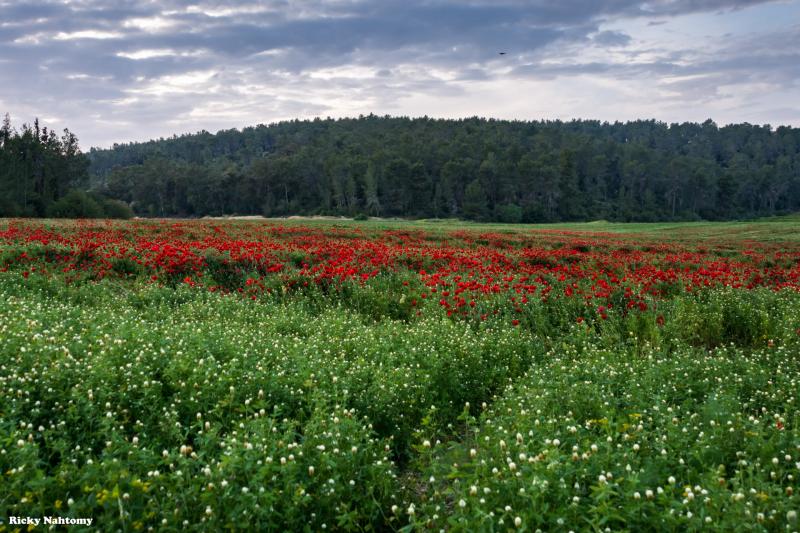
top-left (3, 113), bottom-right (799, 223)
top-left (89, 115), bottom-right (800, 222)
top-left (0, 114), bottom-right (131, 219)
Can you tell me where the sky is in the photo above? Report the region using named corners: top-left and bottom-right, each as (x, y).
top-left (0, 0), bottom-right (798, 149)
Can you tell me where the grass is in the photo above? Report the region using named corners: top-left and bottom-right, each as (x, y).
top-left (248, 214), bottom-right (800, 243)
top-left (0, 217), bottom-right (799, 531)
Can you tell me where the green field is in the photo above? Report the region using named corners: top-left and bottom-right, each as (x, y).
top-left (335, 213), bottom-right (800, 241)
top-left (1, 217), bottom-right (799, 531)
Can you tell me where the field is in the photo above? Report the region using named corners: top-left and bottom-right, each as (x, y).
top-left (1, 217), bottom-right (799, 531)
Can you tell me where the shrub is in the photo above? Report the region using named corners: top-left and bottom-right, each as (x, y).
top-left (47, 190), bottom-right (104, 219)
top-left (101, 198), bottom-right (135, 219)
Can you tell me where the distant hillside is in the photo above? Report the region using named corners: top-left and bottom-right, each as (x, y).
top-left (88, 115), bottom-right (800, 222)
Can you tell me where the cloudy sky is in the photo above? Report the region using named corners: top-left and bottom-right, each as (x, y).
top-left (1, 0), bottom-right (798, 148)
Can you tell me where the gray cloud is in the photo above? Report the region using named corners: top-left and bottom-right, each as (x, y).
top-left (592, 30), bottom-right (633, 47)
top-left (0, 0), bottom-right (794, 146)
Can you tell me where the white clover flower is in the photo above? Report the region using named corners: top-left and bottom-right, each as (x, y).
top-left (458, 499), bottom-right (466, 508)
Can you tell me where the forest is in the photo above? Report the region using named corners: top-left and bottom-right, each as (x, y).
top-left (0, 114), bottom-right (130, 219)
top-left (88, 115), bottom-right (800, 222)
top-left (4, 113), bottom-right (800, 222)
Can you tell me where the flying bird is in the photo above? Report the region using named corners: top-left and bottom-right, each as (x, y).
top-left (498, 52), bottom-right (507, 55)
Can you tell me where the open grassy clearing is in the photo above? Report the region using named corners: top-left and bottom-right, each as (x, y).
top-left (1, 217), bottom-right (799, 531)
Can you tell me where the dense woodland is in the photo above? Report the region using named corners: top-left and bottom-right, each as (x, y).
top-left (3, 114), bottom-right (799, 221)
top-left (0, 114), bottom-right (133, 219)
top-left (89, 116), bottom-right (800, 222)
top-left (0, 114), bottom-right (86, 216)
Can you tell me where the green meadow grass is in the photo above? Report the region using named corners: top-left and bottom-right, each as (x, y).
top-left (1, 218), bottom-right (799, 531)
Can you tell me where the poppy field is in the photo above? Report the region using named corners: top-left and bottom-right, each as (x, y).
top-left (1, 217), bottom-right (800, 531)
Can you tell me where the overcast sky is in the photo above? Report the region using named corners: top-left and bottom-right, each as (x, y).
top-left (1, 0), bottom-right (798, 148)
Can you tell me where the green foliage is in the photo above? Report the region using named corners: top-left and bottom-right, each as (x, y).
top-left (0, 114), bottom-right (89, 217)
top-left (88, 116), bottom-right (800, 222)
top-left (462, 179), bottom-right (489, 221)
top-left (100, 198), bottom-right (135, 219)
top-left (411, 339), bottom-right (800, 532)
top-left (47, 189), bottom-right (104, 218)
top-left (2, 220), bottom-right (800, 530)
top-left (668, 289), bottom-right (786, 348)
top-left (495, 203), bottom-right (523, 223)
top-left (2, 268), bottom-right (799, 530)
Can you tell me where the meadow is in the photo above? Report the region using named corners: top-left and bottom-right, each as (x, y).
top-left (1, 217), bottom-right (799, 531)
